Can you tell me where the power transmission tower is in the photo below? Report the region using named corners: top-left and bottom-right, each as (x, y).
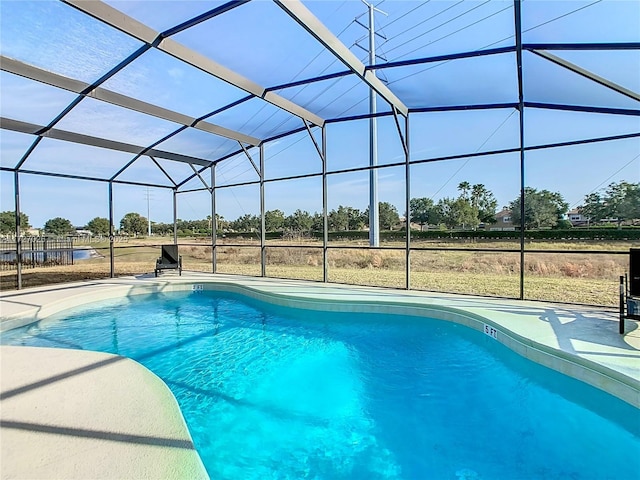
top-left (355, 0), bottom-right (387, 247)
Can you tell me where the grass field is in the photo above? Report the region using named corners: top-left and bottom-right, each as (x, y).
top-left (1, 236), bottom-right (635, 307)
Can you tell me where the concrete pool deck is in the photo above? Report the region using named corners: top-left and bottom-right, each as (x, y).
top-left (0, 346), bottom-right (208, 480)
top-left (1, 272), bottom-right (639, 479)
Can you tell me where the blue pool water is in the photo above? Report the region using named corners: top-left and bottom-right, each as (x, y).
top-left (2, 290), bottom-right (639, 479)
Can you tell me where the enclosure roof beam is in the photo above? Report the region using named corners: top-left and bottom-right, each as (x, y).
top-left (368, 46), bottom-right (516, 71)
top-left (530, 50), bottom-right (640, 103)
top-left (189, 163), bottom-right (212, 192)
top-left (149, 156), bottom-right (178, 187)
top-left (0, 56), bottom-right (260, 147)
top-left (207, 100), bottom-right (638, 169)
top-left (268, 47), bottom-right (514, 94)
top-left (268, 43), bottom-right (638, 94)
top-left (161, 0), bottom-right (251, 37)
top-left (302, 120), bottom-right (325, 164)
top-left (265, 47), bottom-right (514, 97)
top-left (0, 166), bottom-right (174, 189)
top-left (176, 163), bottom-right (211, 189)
top-left (391, 108), bottom-right (408, 158)
top-left (1, 118), bottom-right (214, 167)
top-left (274, 0), bottom-right (408, 117)
top-left (62, 0), bottom-right (324, 127)
top-left (523, 42), bottom-right (640, 51)
top-left (238, 142), bottom-right (260, 176)
top-left (524, 102), bottom-right (640, 116)
top-left (408, 103), bottom-right (519, 115)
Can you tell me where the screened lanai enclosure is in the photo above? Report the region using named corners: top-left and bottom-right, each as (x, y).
top-left (1, 0), bottom-right (638, 306)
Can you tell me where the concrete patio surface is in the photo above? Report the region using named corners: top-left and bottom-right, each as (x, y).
top-left (1, 272), bottom-right (639, 478)
top-left (0, 345), bottom-right (208, 480)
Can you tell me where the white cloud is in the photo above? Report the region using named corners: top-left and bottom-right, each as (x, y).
top-left (167, 68), bottom-right (184, 81)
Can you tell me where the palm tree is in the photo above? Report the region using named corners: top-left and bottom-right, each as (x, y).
top-left (471, 184), bottom-right (487, 209)
top-left (471, 183), bottom-right (498, 224)
top-left (457, 181), bottom-right (471, 200)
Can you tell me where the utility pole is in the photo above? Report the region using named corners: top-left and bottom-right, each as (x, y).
top-left (357, 0), bottom-right (387, 247)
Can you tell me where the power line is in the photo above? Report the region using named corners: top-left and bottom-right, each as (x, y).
top-left (568, 153), bottom-right (640, 209)
top-left (483, 0), bottom-right (604, 50)
top-left (395, 4), bottom-right (513, 62)
top-left (251, 18), bottom-right (357, 138)
top-left (216, 155), bottom-right (249, 178)
top-left (327, 81), bottom-right (369, 118)
top-left (266, 0), bottom-right (601, 119)
top-left (274, 76), bottom-right (344, 126)
top-left (428, 109), bottom-right (517, 201)
top-left (287, 14), bottom-right (354, 88)
top-left (524, 0), bottom-right (603, 35)
top-left (227, 8), bottom-right (356, 138)
top-left (269, 0), bottom-right (480, 139)
top-left (261, 113), bottom-right (299, 140)
top-left (260, 0), bottom-right (349, 87)
top-left (227, 0), bottom-right (608, 176)
top-left (262, 49), bottom-right (371, 137)
top-left (381, 0), bottom-right (464, 49)
top-left (379, 1), bottom-right (432, 32)
top-left (384, 0), bottom-right (486, 56)
top-left (259, 5), bottom-right (357, 127)
top-left (334, 2), bottom-right (504, 116)
top-left (214, 165), bottom-right (262, 240)
top-left (386, 0), bottom-right (603, 86)
top-left (334, 2), bottom-right (506, 100)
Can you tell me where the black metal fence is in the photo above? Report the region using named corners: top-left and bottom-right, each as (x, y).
top-left (0, 238), bottom-right (74, 271)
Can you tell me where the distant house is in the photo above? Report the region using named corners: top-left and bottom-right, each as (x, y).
top-left (567, 208), bottom-right (589, 227)
top-left (487, 209), bottom-right (516, 231)
top-left (400, 216), bottom-right (424, 231)
top-left (74, 228), bottom-right (93, 238)
top-left (2, 228), bottom-right (42, 238)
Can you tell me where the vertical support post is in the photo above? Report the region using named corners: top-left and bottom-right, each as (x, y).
top-left (211, 165), bottom-right (217, 274)
top-left (404, 114), bottom-right (411, 290)
top-left (367, 2), bottom-right (379, 248)
top-left (322, 126), bottom-right (328, 283)
top-left (108, 181), bottom-right (115, 278)
top-left (619, 275), bottom-right (625, 335)
top-left (260, 143), bottom-right (266, 277)
top-left (518, 129), bottom-right (525, 299)
top-left (172, 189), bottom-right (178, 245)
top-left (14, 170), bottom-right (22, 290)
top-left (514, 0), bottom-right (525, 300)
top-left (146, 187), bottom-right (151, 236)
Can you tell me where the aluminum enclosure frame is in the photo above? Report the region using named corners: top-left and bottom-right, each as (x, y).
top-left (1, 0), bottom-right (638, 302)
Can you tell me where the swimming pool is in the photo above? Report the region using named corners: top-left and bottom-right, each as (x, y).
top-left (2, 289), bottom-right (639, 479)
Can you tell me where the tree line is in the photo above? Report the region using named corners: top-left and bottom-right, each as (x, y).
top-left (580, 181), bottom-right (640, 228)
top-left (1, 181), bottom-right (637, 237)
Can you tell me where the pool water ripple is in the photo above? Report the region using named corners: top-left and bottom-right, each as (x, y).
top-left (2, 291), bottom-right (639, 479)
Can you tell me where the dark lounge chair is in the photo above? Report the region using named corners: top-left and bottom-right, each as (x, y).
top-left (155, 244), bottom-right (182, 277)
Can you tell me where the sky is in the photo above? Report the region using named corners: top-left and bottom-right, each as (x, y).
top-left (0, 0), bottom-right (638, 228)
